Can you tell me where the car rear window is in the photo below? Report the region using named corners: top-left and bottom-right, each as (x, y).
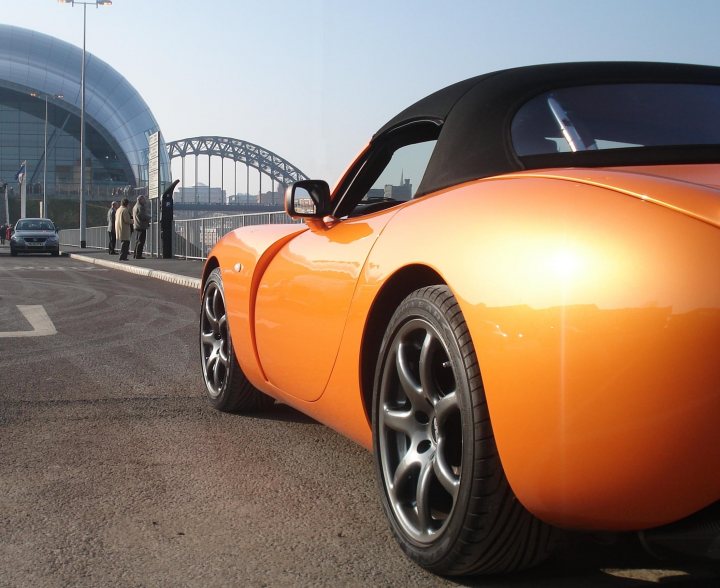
top-left (511, 83), bottom-right (720, 156)
top-left (16, 220), bottom-right (54, 231)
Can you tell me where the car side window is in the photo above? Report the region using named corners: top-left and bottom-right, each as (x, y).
top-left (333, 121), bottom-right (440, 218)
top-left (351, 140), bottom-right (436, 214)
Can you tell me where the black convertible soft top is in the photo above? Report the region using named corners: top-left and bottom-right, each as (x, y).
top-left (373, 62), bottom-right (720, 197)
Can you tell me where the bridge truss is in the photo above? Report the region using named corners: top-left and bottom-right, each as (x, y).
top-left (166, 136), bottom-right (309, 205)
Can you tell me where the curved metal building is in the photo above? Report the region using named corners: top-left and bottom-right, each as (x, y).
top-left (0, 24), bottom-right (170, 214)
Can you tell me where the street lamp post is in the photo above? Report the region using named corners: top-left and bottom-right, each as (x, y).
top-left (58, 0), bottom-right (112, 247)
top-left (38, 93), bottom-right (63, 218)
top-left (43, 95), bottom-right (47, 216)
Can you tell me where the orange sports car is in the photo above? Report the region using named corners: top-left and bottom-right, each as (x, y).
top-left (200, 62), bottom-right (720, 576)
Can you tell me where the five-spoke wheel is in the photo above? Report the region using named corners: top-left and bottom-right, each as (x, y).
top-left (200, 268), bottom-right (273, 412)
top-left (377, 316), bottom-right (462, 543)
top-left (373, 285), bottom-right (555, 575)
top-left (200, 276), bottom-right (230, 399)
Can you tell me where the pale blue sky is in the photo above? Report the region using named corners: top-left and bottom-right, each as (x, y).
top-left (2, 0), bottom-right (719, 190)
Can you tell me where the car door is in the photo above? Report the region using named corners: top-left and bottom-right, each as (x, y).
top-left (254, 121), bottom-right (440, 401)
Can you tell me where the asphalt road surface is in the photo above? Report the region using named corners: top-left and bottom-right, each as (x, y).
top-left (1, 253), bottom-right (718, 587)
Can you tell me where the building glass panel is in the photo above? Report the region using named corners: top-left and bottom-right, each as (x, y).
top-left (0, 24), bottom-right (170, 226)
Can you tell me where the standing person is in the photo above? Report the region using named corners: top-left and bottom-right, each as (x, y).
top-left (132, 194), bottom-right (150, 259)
top-left (115, 198), bottom-right (132, 261)
top-left (0, 224), bottom-right (5, 245)
top-left (107, 201), bottom-right (118, 254)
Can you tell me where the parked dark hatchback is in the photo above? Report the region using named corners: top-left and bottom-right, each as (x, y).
top-left (10, 218), bottom-right (60, 256)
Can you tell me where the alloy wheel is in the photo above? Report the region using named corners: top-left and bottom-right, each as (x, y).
top-left (377, 317), bottom-right (463, 544)
top-left (200, 279), bottom-right (230, 398)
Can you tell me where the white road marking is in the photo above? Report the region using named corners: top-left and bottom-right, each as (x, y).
top-left (1, 266), bottom-right (107, 271)
top-left (0, 305), bottom-right (57, 338)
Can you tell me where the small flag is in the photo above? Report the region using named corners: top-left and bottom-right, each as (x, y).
top-left (15, 161), bottom-right (26, 184)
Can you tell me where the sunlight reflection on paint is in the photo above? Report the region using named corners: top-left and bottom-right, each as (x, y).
top-left (548, 248), bottom-right (583, 280)
top-left (550, 248), bottom-right (582, 506)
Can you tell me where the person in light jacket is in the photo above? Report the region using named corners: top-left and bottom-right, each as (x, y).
top-left (132, 194), bottom-right (151, 259)
top-left (115, 198), bottom-right (133, 261)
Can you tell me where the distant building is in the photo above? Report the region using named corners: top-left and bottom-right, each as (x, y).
top-left (259, 191), bottom-right (283, 207)
top-left (0, 24), bottom-right (170, 209)
top-left (367, 173), bottom-right (413, 201)
top-left (176, 184), bottom-right (225, 204)
top-left (227, 193), bottom-right (252, 205)
top-left (227, 191), bottom-right (283, 207)
top-left (385, 178), bottom-right (412, 200)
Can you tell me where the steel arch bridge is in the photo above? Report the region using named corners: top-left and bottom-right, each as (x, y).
top-left (166, 136), bottom-right (309, 192)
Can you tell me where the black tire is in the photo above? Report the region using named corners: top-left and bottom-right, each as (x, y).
top-left (10, 247), bottom-right (17, 256)
top-left (51, 250), bottom-right (59, 257)
top-left (200, 267), bottom-right (274, 412)
top-left (372, 285), bottom-right (556, 576)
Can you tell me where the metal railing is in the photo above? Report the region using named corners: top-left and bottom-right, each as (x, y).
top-left (59, 210), bottom-right (296, 261)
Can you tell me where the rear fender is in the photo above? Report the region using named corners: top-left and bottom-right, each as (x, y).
top-left (330, 175), bottom-right (720, 528)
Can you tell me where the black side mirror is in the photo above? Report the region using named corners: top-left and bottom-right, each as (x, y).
top-left (285, 180), bottom-right (331, 218)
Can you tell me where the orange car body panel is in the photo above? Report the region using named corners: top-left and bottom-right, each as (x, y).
top-left (213, 223), bottom-right (307, 386)
top-left (204, 164), bottom-right (720, 531)
top-left (254, 212), bottom-right (395, 401)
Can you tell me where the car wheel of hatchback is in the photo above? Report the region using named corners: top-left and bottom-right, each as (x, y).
top-left (372, 285), bottom-right (556, 575)
top-left (200, 267), bottom-right (274, 412)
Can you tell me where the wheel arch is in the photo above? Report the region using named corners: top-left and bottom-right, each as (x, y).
top-left (359, 264), bottom-right (446, 425)
top-left (201, 256), bottom-right (220, 291)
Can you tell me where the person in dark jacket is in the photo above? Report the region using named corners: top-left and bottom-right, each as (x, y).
top-left (107, 201), bottom-right (118, 254)
top-left (132, 194), bottom-right (150, 259)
